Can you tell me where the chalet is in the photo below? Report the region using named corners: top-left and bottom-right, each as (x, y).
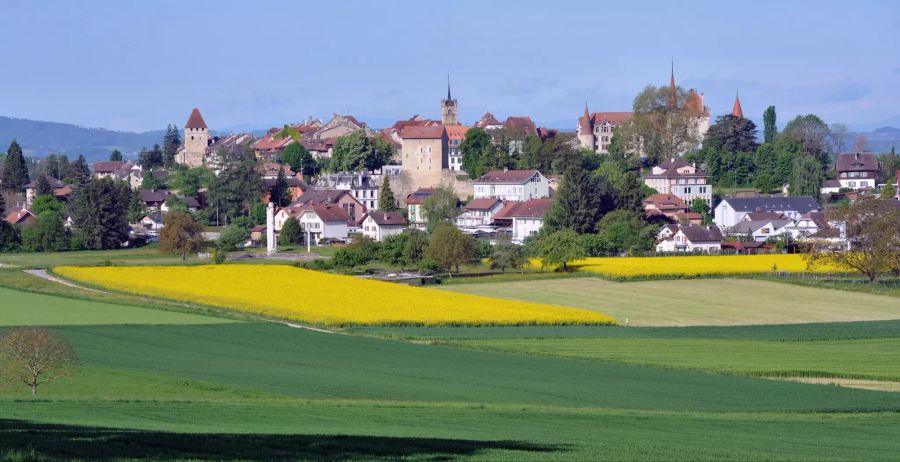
top-left (493, 198), bottom-right (553, 244)
top-left (835, 152), bottom-right (879, 190)
top-left (643, 158), bottom-right (711, 206)
top-left (138, 189), bottom-right (170, 211)
top-left (405, 188), bottom-right (433, 229)
top-left (713, 196), bottom-right (821, 229)
top-left (474, 169), bottom-right (549, 202)
top-left (456, 197), bottom-right (504, 228)
top-left (656, 224), bottom-right (723, 253)
top-left (360, 211), bottom-right (408, 241)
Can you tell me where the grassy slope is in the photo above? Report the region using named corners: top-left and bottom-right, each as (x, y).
top-left (441, 277), bottom-right (900, 326)
top-left (0, 286), bottom-right (232, 326)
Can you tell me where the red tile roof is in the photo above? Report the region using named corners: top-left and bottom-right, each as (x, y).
top-left (304, 204), bottom-right (351, 223)
top-left (5, 208), bottom-right (35, 225)
top-left (445, 125), bottom-right (469, 140)
top-left (185, 108), bottom-right (208, 130)
top-left (406, 188), bottom-right (434, 205)
top-left (475, 112), bottom-right (503, 128)
top-left (504, 116), bottom-right (537, 136)
top-left (643, 193), bottom-right (687, 211)
top-left (494, 198), bottom-right (553, 219)
top-left (93, 161), bottom-right (130, 173)
top-left (835, 152), bottom-right (879, 173)
top-left (365, 211), bottom-right (408, 226)
top-left (476, 169), bottom-right (541, 184)
top-left (400, 125), bottom-right (446, 139)
top-left (254, 134), bottom-right (294, 151)
top-left (464, 197), bottom-right (502, 211)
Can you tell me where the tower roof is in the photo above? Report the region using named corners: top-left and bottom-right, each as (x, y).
top-left (447, 73), bottom-right (452, 100)
top-left (185, 108), bottom-right (208, 130)
top-left (667, 61), bottom-right (677, 110)
top-left (732, 93), bottom-right (744, 118)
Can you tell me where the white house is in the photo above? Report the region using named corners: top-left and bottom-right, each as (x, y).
top-left (456, 197), bottom-right (504, 227)
top-left (474, 169), bottom-right (549, 202)
top-left (493, 198), bottom-right (553, 244)
top-left (315, 172), bottom-right (381, 212)
top-left (405, 188), bottom-right (433, 229)
top-left (360, 211), bottom-right (408, 241)
top-left (727, 219), bottom-right (793, 242)
top-left (643, 158), bottom-right (712, 206)
top-left (714, 196), bottom-right (821, 229)
top-left (835, 152), bottom-right (879, 190)
top-left (296, 204), bottom-right (350, 244)
top-left (655, 224), bottom-right (723, 252)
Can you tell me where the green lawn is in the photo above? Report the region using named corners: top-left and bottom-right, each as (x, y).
top-left (0, 286), bottom-right (231, 326)
top-left (441, 277), bottom-right (900, 326)
top-left (0, 246), bottom-right (195, 268)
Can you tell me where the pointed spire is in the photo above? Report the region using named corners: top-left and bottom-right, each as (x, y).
top-left (667, 61), bottom-right (677, 110)
top-left (732, 92), bottom-right (744, 118)
top-left (447, 73), bottom-right (452, 100)
top-left (583, 102), bottom-right (590, 119)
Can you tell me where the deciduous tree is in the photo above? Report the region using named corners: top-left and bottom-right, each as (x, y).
top-left (422, 185), bottom-right (459, 233)
top-left (21, 211), bottom-right (69, 252)
top-left (459, 127), bottom-right (494, 179)
top-left (159, 212), bottom-right (204, 260)
top-left (281, 143), bottom-right (316, 176)
top-left (491, 236), bottom-right (526, 273)
top-left (537, 229), bottom-right (584, 271)
top-left (763, 106), bottom-right (777, 144)
top-left (426, 224), bottom-right (474, 277)
top-left (279, 217), bottom-right (302, 246)
top-left (0, 327), bottom-right (78, 396)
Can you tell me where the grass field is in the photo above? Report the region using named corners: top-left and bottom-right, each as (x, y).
top-left (3, 267), bottom-right (900, 460)
top-left (442, 277), bottom-right (900, 326)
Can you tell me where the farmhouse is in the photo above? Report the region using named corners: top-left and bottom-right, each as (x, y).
top-left (714, 196), bottom-right (821, 229)
top-left (474, 169), bottom-right (549, 202)
top-left (360, 211), bottom-right (408, 241)
top-left (656, 224), bottom-right (723, 252)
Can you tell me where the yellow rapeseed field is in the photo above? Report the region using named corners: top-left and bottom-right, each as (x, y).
top-left (563, 254), bottom-right (840, 278)
top-left (54, 265), bottom-right (616, 326)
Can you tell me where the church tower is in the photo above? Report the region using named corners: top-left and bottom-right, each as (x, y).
top-left (440, 75), bottom-right (458, 126)
top-left (182, 107), bottom-right (209, 168)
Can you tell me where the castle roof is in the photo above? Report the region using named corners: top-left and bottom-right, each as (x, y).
top-left (185, 108), bottom-right (208, 130)
top-left (732, 93), bottom-right (744, 118)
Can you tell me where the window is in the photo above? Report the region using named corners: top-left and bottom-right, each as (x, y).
top-left (684, 187), bottom-right (691, 194)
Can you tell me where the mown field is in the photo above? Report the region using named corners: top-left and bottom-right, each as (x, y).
top-left (2, 265), bottom-right (900, 460)
top-left (442, 277), bottom-right (900, 326)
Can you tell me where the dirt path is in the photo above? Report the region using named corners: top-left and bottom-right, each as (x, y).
top-left (772, 377), bottom-right (900, 393)
top-left (21, 270), bottom-right (334, 334)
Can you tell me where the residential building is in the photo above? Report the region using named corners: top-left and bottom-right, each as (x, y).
top-left (315, 172), bottom-right (380, 211)
top-left (655, 224), bottom-right (722, 252)
top-left (4, 208), bottom-right (35, 228)
top-left (135, 213), bottom-right (164, 236)
top-left (293, 189), bottom-right (364, 224)
top-left (576, 108), bottom-right (633, 154)
top-left (713, 196), bottom-right (821, 229)
top-left (406, 188), bottom-right (433, 229)
top-left (820, 179), bottom-right (842, 195)
top-left (456, 197), bottom-right (504, 227)
top-left (474, 169), bottom-right (549, 202)
top-left (92, 161), bottom-right (133, 180)
top-left (643, 158), bottom-right (712, 206)
top-left (314, 114), bottom-right (369, 140)
top-left (503, 117), bottom-right (538, 155)
top-left (643, 193), bottom-right (689, 221)
top-left (24, 177), bottom-right (73, 206)
top-left (296, 204), bottom-right (351, 244)
top-left (835, 152), bottom-right (880, 190)
top-left (445, 125), bottom-right (469, 172)
top-left (361, 211), bottom-right (408, 241)
top-left (177, 108), bottom-right (209, 168)
top-left (493, 198), bottom-right (553, 244)
top-left (727, 218), bottom-right (794, 242)
top-left (206, 133), bottom-right (254, 171)
top-left (253, 128), bottom-right (295, 161)
top-left (400, 125), bottom-right (448, 192)
top-left (474, 112), bottom-right (504, 131)
top-left (262, 176), bottom-right (307, 204)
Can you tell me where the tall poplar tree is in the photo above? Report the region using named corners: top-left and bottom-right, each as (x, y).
top-left (763, 106), bottom-right (777, 144)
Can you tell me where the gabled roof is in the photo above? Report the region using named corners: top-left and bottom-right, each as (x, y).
top-left (475, 112), bottom-right (503, 128)
top-left (677, 224), bottom-right (723, 242)
top-left (744, 211), bottom-right (787, 221)
top-left (295, 189), bottom-right (359, 208)
top-left (504, 116), bottom-right (537, 136)
top-left (406, 188), bottom-right (434, 205)
top-left (400, 126), bottom-right (446, 140)
top-left (494, 198), bottom-right (553, 219)
top-left (464, 197), bottom-right (502, 211)
top-left (4, 208), bottom-right (34, 225)
top-left (657, 158), bottom-right (691, 171)
top-left (302, 204), bottom-right (351, 223)
top-left (643, 193), bottom-right (687, 210)
top-left (720, 196), bottom-right (821, 213)
top-left (138, 189), bottom-right (171, 203)
top-left (25, 177), bottom-right (65, 189)
top-left (475, 169), bottom-right (541, 185)
top-left (730, 220), bottom-right (792, 234)
top-left (835, 152), bottom-right (879, 173)
top-left (93, 161), bottom-right (130, 173)
top-left (365, 211), bottom-right (408, 227)
top-left (185, 108), bottom-right (208, 130)
top-left (445, 125), bottom-right (469, 140)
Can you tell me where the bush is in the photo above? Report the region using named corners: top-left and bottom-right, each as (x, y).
top-left (212, 248), bottom-right (227, 264)
top-left (0, 222), bottom-right (20, 252)
top-left (279, 217), bottom-right (302, 246)
top-left (217, 223), bottom-right (249, 252)
top-left (21, 211), bottom-right (69, 252)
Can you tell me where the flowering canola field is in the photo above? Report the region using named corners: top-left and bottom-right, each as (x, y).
top-left (568, 254), bottom-right (840, 278)
top-left (55, 265), bottom-right (616, 326)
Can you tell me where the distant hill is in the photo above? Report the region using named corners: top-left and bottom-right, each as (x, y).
top-left (853, 126), bottom-right (899, 153)
top-left (0, 116), bottom-right (165, 161)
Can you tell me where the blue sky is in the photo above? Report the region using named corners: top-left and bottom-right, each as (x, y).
top-left (1, 0), bottom-right (898, 132)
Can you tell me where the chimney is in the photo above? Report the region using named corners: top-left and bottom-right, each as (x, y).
top-left (855, 152), bottom-right (860, 160)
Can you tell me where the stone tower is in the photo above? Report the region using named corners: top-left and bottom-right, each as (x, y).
top-left (182, 107), bottom-right (209, 168)
top-left (440, 76), bottom-right (458, 126)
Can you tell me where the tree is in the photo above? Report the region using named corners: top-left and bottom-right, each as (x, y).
top-left (763, 106), bottom-right (777, 144)
top-left (281, 143), bottom-right (316, 176)
top-left (164, 195), bottom-right (188, 214)
top-left (614, 85), bottom-right (701, 164)
top-left (881, 182), bottom-right (896, 200)
top-left (31, 195), bottom-right (63, 215)
top-left (0, 327), bottom-right (78, 396)
top-left (21, 211), bottom-right (69, 252)
top-left (109, 149), bottom-right (123, 162)
top-left (1, 140), bottom-right (29, 193)
top-left (830, 123), bottom-right (849, 154)
top-left (805, 199), bottom-right (900, 282)
top-left (378, 176), bottom-right (396, 212)
top-left (159, 212), bottom-right (204, 260)
top-left (422, 184), bottom-right (459, 232)
top-left (279, 217), bottom-right (303, 246)
top-left (690, 197), bottom-right (712, 224)
top-left (0, 221), bottom-right (18, 252)
top-left (163, 125), bottom-right (181, 168)
top-left (70, 178), bottom-right (132, 250)
top-left (250, 201), bottom-right (266, 225)
top-left (169, 167), bottom-right (213, 197)
top-left (705, 115), bottom-right (759, 153)
top-left (68, 155), bottom-right (91, 187)
top-left (426, 224), bottom-right (475, 277)
top-left (217, 222), bottom-right (250, 251)
top-left (34, 174), bottom-right (54, 196)
top-left (459, 127), bottom-right (494, 179)
top-left (853, 134), bottom-right (868, 152)
top-left (491, 236), bottom-right (526, 273)
top-left (139, 144), bottom-right (164, 169)
top-left (41, 154), bottom-right (70, 181)
top-left (544, 165), bottom-right (614, 234)
top-left (333, 235), bottom-right (379, 269)
top-left (783, 115), bottom-right (832, 168)
top-left (141, 170), bottom-right (163, 190)
top-left (596, 210), bottom-right (656, 255)
top-left (206, 147), bottom-right (263, 223)
top-left (329, 130), bottom-right (387, 172)
top-left (537, 229), bottom-right (584, 271)
top-left (789, 154), bottom-right (824, 197)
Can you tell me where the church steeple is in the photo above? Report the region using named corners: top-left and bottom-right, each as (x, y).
top-left (732, 92), bottom-right (744, 118)
top-left (441, 74), bottom-right (458, 126)
top-left (667, 61), bottom-right (677, 110)
top-left (447, 73), bottom-right (452, 100)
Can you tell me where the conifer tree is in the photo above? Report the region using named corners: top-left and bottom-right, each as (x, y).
top-left (109, 149), bottom-right (123, 162)
top-left (378, 176), bottom-right (396, 211)
top-left (1, 140), bottom-right (29, 193)
top-left (544, 165), bottom-right (614, 234)
top-left (163, 125), bottom-right (181, 168)
top-left (35, 174), bottom-right (54, 196)
top-left (68, 155), bottom-right (92, 187)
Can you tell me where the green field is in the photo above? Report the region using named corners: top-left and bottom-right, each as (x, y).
top-left (2, 267), bottom-right (900, 460)
top-left (442, 277), bottom-right (900, 326)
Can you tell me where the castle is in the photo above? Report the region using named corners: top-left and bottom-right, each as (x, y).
top-left (176, 107), bottom-right (209, 168)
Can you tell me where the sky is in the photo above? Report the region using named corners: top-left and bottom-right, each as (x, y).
top-left (1, 0), bottom-right (898, 132)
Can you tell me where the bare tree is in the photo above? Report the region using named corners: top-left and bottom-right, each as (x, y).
top-left (0, 327), bottom-right (78, 396)
top-left (805, 199), bottom-right (900, 282)
top-left (853, 134), bottom-right (868, 152)
top-left (829, 123), bottom-right (849, 154)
